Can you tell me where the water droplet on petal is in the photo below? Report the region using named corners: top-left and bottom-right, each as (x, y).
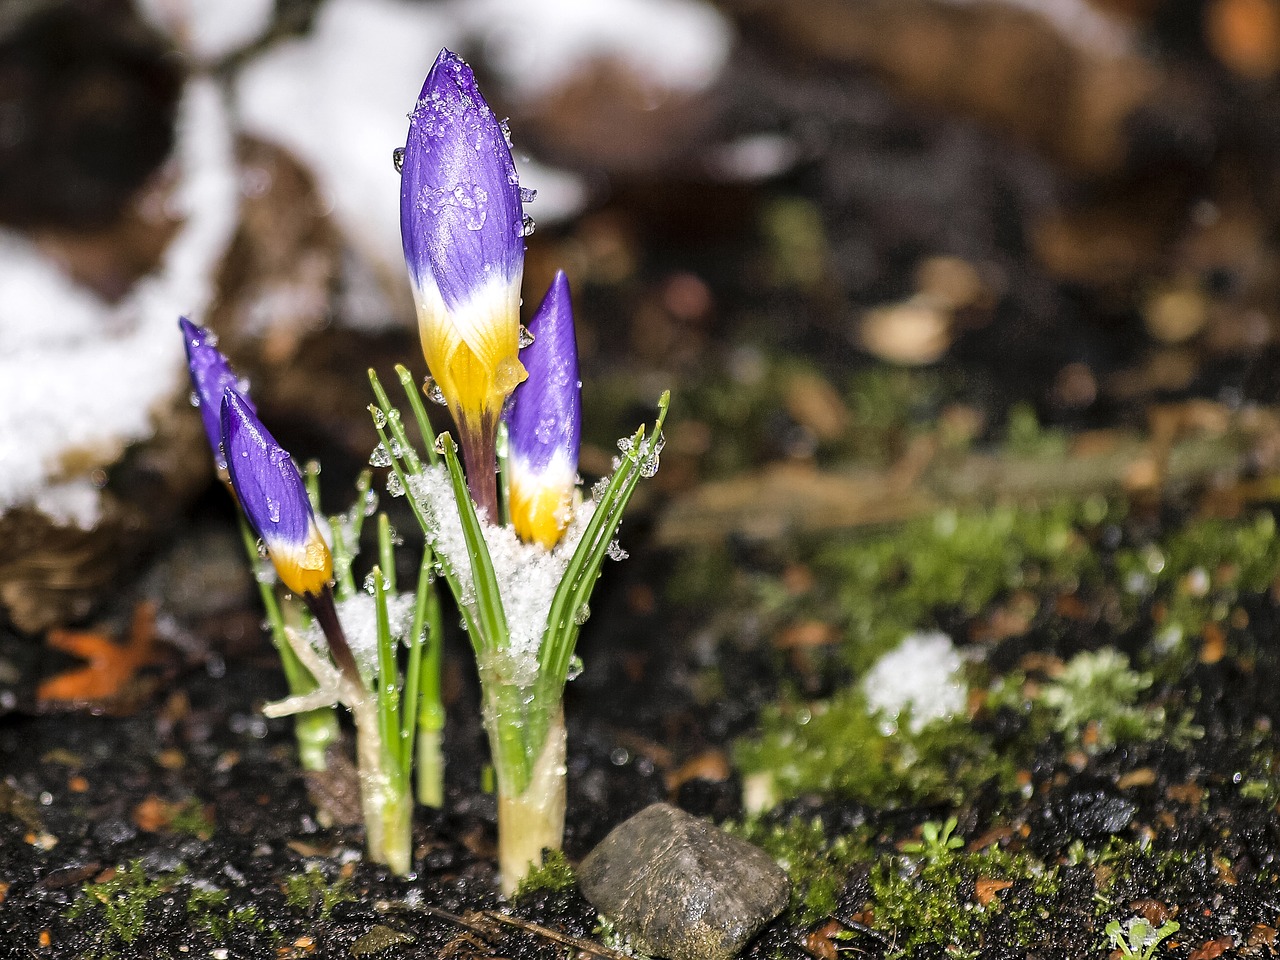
top-left (189, 391), bottom-right (201, 408)
top-left (518, 325), bottom-right (535, 349)
top-left (266, 497), bottom-right (281, 523)
top-left (392, 147), bottom-right (405, 173)
top-left (519, 186), bottom-right (537, 204)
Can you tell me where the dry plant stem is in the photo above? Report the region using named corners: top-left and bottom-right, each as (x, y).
top-left (492, 708), bottom-right (566, 896)
top-left (458, 413), bottom-right (499, 523)
top-left (262, 626), bottom-right (412, 876)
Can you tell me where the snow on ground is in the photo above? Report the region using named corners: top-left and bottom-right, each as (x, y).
top-left (0, 79), bottom-right (239, 520)
top-left (454, 0), bottom-right (733, 100)
top-left (862, 631), bottom-right (968, 734)
top-left (135, 0), bottom-right (277, 63)
top-left (235, 0), bottom-right (461, 294)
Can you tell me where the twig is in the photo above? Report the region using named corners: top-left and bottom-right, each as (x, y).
top-left (482, 910), bottom-right (637, 960)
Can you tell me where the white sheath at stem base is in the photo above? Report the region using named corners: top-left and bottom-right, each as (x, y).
top-left (494, 711), bottom-right (567, 896)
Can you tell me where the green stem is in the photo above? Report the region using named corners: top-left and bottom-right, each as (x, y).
top-left (403, 544), bottom-right (445, 807)
top-left (371, 559), bottom-right (404, 783)
top-left (238, 514), bottom-right (338, 772)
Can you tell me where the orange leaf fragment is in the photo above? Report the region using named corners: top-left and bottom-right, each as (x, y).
top-left (37, 603), bottom-right (158, 706)
top-left (975, 877), bottom-right (1013, 907)
top-left (1188, 937), bottom-right (1234, 960)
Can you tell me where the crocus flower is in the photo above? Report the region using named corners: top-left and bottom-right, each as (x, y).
top-left (400, 48), bottom-right (527, 516)
top-left (506, 271), bottom-right (581, 549)
top-left (221, 388), bottom-right (332, 598)
top-left (180, 316), bottom-right (252, 472)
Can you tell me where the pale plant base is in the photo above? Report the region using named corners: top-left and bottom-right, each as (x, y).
top-left (263, 627), bottom-right (413, 876)
top-left (416, 727), bottom-right (445, 808)
top-left (495, 714), bottom-right (567, 896)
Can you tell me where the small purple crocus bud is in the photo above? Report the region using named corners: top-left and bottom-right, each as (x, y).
top-left (506, 271), bottom-right (581, 549)
top-left (221, 388), bottom-right (332, 597)
top-left (401, 48), bottom-right (528, 519)
top-left (179, 316), bottom-right (253, 473)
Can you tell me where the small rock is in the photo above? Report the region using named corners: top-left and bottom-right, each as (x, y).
top-left (578, 803), bottom-right (789, 960)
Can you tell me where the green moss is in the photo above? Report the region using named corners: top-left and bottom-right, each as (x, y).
top-left (988, 647), bottom-right (1202, 754)
top-left (1003, 402), bottom-right (1069, 460)
top-left (169, 799), bottom-right (215, 839)
top-left (733, 688), bottom-right (1018, 810)
top-left (66, 860), bottom-right (181, 950)
top-left (727, 816), bottom-right (870, 927)
top-left (282, 865), bottom-right (353, 920)
top-left (515, 848), bottom-right (577, 897)
top-left (186, 887), bottom-right (268, 940)
top-left (813, 500), bottom-right (1104, 671)
top-left (66, 862), bottom-right (275, 956)
top-left (868, 843), bottom-right (1060, 959)
top-left (1116, 511), bottom-right (1280, 648)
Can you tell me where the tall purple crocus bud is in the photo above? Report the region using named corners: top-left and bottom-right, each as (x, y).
top-left (180, 316), bottom-right (252, 474)
top-left (400, 48), bottom-right (528, 521)
top-left (506, 271), bottom-right (581, 549)
top-left (221, 388), bottom-right (333, 599)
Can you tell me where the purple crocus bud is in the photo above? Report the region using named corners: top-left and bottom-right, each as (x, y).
top-left (179, 316), bottom-right (253, 472)
top-left (221, 388), bottom-right (332, 597)
top-left (506, 271), bottom-right (581, 549)
top-left (400, 48), bottom-right (528, 518)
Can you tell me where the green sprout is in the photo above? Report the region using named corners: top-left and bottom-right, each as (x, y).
top-left (1103, 917), bottom-right (1180, 959)
top-left (902, 816), bottom-right (964, 861)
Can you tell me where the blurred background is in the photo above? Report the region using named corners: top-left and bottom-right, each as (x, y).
top-left (3, 0), bottom-right (1280, 632)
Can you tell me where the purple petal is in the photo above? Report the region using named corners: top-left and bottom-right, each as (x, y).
top-left (506, 271), bottom-right (580, 477)
top-left (221, 388), bottom-right (314, 553)
top-left (400, 48), bottom-right (524, 309)
top-left (179, 317), bottom-right (253, 470)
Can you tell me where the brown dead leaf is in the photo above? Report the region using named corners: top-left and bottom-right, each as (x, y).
top-left (667, 750), bottom-right (732, 792)
top-left (1166, 781), bottom-right (1205, 804)
top-left (1117, 768), bottom-right (1157, 790)
top-left (132, 795), bottom-right (173, 832)
top-left (1188, 937), bottom-right (1234, 960)
top-left (775, 620), bottom-right (840, 650)
top-left (1200, 622), bottom-right (1227, 664)
top-left (37, 603), bottom-right (159, 706)
top-left (975, 877), bottom-right (1014, 907)
top-left (1131, 899), bottom-right (1174, 926)
top-left (804, 919), bottom-right (842, 960)
top-left (1247, 924), bottom-right (1277, 948)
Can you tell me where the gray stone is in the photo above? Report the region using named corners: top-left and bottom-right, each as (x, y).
top-left (578, 803), bottom-right (790, 960)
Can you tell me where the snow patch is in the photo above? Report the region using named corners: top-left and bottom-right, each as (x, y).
top-left (0, 78), bottom-right (239, 520)
top-left (862, 631), bottom-right (967, 734)
top-left (234, 0), bottom-right (589, 296)
top-left (408, 465), bottom-right (596, 686)
top-left (456, 0), bottom-right (733, 99)
top-left (135, 0), bottom-right (277, 62)
top-left (32, 479), bottom-right (103, 531)
top-left (314, 591), bottom-right (418, 681)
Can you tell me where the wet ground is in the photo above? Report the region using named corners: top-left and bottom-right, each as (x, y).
top-left (7, 1), bottom-right (1280, 958)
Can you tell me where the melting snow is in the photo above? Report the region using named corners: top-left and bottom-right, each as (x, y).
top-left (135, 0), bottom-right (277, 62)
top-left (862, 631), bottom-right (968, 734)
top-left (408, 465), bottom-right (596, 686)
top-left (456, 0), bottom-right (733, 99)
top-left (0, 79), bottom-right (239, 518)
